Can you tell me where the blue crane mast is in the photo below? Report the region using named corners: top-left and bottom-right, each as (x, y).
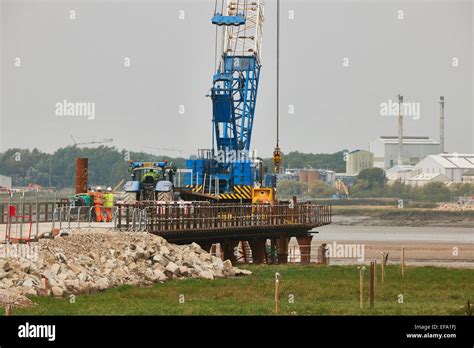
top-left (185, 0), bottom-right (265, 199)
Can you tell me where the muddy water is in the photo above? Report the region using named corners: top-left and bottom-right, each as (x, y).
top-left (313, 224), bottom-right (474, 243)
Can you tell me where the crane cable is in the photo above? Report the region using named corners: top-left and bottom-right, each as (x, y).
top-left (276, 0), bottom-right (280, 148)
top-left (232, 0), bottom-right (241, 55)
top-left (241, 0), bottom-right (248, 56)
top-left (214, 0), bottom-right (218, 72)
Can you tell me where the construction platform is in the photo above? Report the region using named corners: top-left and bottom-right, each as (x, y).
top-left (1, 199), bottom-right (331, 264)
top-left (116, 202), bottom-right (331, 264)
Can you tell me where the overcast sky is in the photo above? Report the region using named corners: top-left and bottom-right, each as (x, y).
top-left (1, 0), bottom-right (473, 157)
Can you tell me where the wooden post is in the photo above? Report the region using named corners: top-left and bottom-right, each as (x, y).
top-left (380, 252), bottom-right (386, 283)
top-left (275, 272), bottom-right (281, 314)
top-left (358, 266), bottom-right (365, 309)
top-left (373, 259), bottom-right (377, 297)
top-left (401, 247), bottom-right (405, 276)
top-left (35, 189), bottom-right (39, 236)
top-left (370, 261), bottom-right (375, 309)
top-left (320, 243), bottom-right (328, 265)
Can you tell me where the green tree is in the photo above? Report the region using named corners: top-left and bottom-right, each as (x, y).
top-left (264, 150), bottom-right (347, 173)
top-left (356, 168), bottom-right (385, 189)
top-left (420, 182), bottom-right (452, 202)
top-left (308, 181), bottom-right (336, 198)
top-left (277, 180), bottom-right (308, 197)
top-left (0, 146), bottom-right (187, 189)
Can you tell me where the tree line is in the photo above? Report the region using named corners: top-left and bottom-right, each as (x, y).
top-left (0, 146), bottom-right (186, 189)
top-left (0, 147), bottom-right (346, 189)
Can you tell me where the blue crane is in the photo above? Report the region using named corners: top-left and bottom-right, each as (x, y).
top-left (185, 0), bottom-right (265, 200)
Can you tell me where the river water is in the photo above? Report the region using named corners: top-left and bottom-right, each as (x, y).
top-left (313, 224), bottom-right (474, 243)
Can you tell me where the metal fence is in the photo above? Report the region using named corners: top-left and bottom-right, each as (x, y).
top-left (51, 206), bottom-right (121, 234)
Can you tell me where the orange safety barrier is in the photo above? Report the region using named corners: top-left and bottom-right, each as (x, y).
top-left (4, 205), bottom-right (33, 244)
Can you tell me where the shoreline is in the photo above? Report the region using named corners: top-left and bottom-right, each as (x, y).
top-left (331, 206), bottom-right (474, 227)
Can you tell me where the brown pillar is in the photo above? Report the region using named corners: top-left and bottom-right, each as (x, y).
top-left (249, 239), bottom-right (266, 264)
top-left (75, 158), bottom-right (88, 194)
top-left (267, 239), bottom-right (276, 264)
top-left (222, 240), bottom-right (239, 264)
top-left (296, 235), bottom-right (313, 264)
top-left (276, 237), bottom-right (289, 264)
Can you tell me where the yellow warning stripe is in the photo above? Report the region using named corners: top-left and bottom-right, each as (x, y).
top-left (234, 185), bottom-right (251, 199)
top-left (185, 185), bottom-right (252, 200)
top-left (192, 185), bottom-right (203, 193)
top-left (218, 192), bottom-right (252, 200)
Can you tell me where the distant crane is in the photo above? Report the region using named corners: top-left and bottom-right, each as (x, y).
top-left (70, 135), bottom-right (113, 146)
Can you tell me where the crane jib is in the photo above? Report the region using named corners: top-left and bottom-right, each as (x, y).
top-left (184, 0), bottom-right (264, 194)
top-left (211, 13), bottom-right (246, 26)
top-left (212, 55), bottom-right (260, 153)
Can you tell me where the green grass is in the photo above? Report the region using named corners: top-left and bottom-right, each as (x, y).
top-left (9, 265), bottom-right (474, 316)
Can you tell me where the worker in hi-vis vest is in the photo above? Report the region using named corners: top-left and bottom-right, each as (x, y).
top-left (104, 187), bottom-right (114, 222)
top-left (92, 187), bottom-right (105, 222)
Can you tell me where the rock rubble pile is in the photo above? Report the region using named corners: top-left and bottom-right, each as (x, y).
top-left (0, 230), bottom-right (251, 307)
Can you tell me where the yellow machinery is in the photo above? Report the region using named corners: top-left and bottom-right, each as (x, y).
top-left (336, 179), bottom-right (349, 198)
top-left (273, 147), bottom-right (281, 174)
top-left (252, 187), bottom-right (275, 204)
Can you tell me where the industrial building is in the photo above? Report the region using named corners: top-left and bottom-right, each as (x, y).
top-left (406, 173), bottom-right (450, 186)
top-left (369, 136), bottom-right (440, 169)
top-left (0, 175), bottom-right (12, 189)
top-left (462, 169), bottom-right (474, 183)
top-left (415, 153), bottom-right (474, 182)
top-left (345, 150), bottom-right (374, 175)
top-left (298, 169), bottom-right (320, 186)
top-left (385, 165), bottom-right (420, 183)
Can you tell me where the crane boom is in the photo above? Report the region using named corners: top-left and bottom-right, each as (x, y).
top-left (211, 0), bottom-right (264, 154)
top-left (184, 0), bottom-right (265, 198)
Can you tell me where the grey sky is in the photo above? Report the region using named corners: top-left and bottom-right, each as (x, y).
top-left (1, 0), bottom-right (473, 157)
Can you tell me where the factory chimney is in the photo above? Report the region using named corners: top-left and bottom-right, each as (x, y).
top-left (439, 96), bottom-right (445, 153)
top-left (397, 94), bottom-right (404, 165)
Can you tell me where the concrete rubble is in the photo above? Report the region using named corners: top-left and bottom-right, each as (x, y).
top-left (437, 202), bottom-right (474, 211)
top-left (0, 230), bottom-right (251, 307)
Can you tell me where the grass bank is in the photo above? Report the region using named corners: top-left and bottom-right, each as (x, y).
top-left (11, 265), bottom-right (473, 316)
